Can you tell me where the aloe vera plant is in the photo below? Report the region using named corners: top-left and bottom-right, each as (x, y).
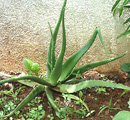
top-left (0, 0), bottom-right (130, 118)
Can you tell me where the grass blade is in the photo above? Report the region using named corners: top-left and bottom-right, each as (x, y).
top-left (0, 85), bottom-right (44, 118)
top-left (111, 0), bottom-right (121, 12)
top-left (116, 30), bottom-right (130, 39)
top-left (126, 24), bottom-right (130, 31)
top-left (50, 9), bottom-right (66, 85)
top-left (53, 80), bottom-right (130, 93)
top-left (119, 0), bottom-right (128, 17)
top-left (124, 17), bottom-right (130, 24)
top-left (46, 86), bottom-right (59, 111)
top-left (108, 97), bottom-right (112, 109)
top-left (124, 4), bottom-right (130, 8)
top-left (97, 106), bottom-right (108, 116)
top-left (113, 3), bottom-right (120, 16)
top-left (119, 4), bottom-right (124, 17)
top-left (0, 75), bottom-right (53, 86)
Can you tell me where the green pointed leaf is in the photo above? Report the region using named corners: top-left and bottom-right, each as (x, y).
top-left (46, 87), bottom-right (59, 111)
top-left (0, 85), bottom-right (44, 118)
top-left (59, 28), bottom-right (109, 82)
top-left (124, 17), bottom-right (130, 24)
top-left (97, 29), bottom-right (109, 58)
top-left (108, 97), bottom-right (112, 108)
top-left (51, 0), bottom-right (67, 69)
top-left (126, 24), bottom-right (130, 31)
top-left (48, 22), bottom-right (53, 36)
top-left (97, 106), bottom-right (108, 116)
top-left (53, 80), bottom-right (130, 93)
top-left (50, 10), bottom-right (66, 85)
top-left (47, 24), bottom-right (54, 78)
top-left (113, 111), bottom-right (130, 120)
top-left (47, 0), bottom-right (67, 78)
top-left (0, 75), bottom-right (52, 86)
top-left (120, 63), bottom-right (130, 72)
top-left (116, 30), bottom-right (130, 39)
top-left (124, 4), bottom-right (130, 8)
top-left (39, 54), bottom-right (52, 75)
top-left (119, 0), bottom-right (128, 17)
top-left (17, 80), bottom-right (39, 87)
top-left (64, 79), bottom-right (86, 84)
top-left (79, 91), bottom-right (83, 98)
top-left (23, 58), bottom-right (33, 71)
top-left (68, 52), bottom-right (127, 79)
top-left (113, 3), bottom-right (120, 16)
top-left (111, 0), bottom-right (121, 12)
top-left (119, 5), bottom-right (124, 17)
top-left (59, 28), bottom-right (99, 82)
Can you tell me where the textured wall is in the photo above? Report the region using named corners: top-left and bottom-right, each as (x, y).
top-left (0, 0), bottom-right (130, 73)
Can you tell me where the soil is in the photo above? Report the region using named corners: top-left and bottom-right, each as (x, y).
top-left (0, 70), bottom-right (130, 120)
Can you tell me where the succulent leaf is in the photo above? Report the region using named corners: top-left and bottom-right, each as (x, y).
top-left (47, 0), bottom-right (67, 78)
top-left (53, 80), bottom-right (130, 93)
top-left (59, 28), bottom-right (113, 82)
top-left (0, 75), bottom-right (52, 86)
top-left (46, 87), bottom-right (59, 111)
top-left (97, 29), bottom-right (109, 58)
top-left (59, 28), bottom-right (99, 82)
top-left (50, 9), bottom-right (66, 85)
top-left (67, 52), bottom-right (127, 80)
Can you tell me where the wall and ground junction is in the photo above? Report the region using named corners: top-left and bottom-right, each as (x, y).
top-left (0, 0), bottom-right (130, 73)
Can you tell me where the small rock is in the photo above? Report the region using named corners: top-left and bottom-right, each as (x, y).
top-left (115, 103), bottom-right (121, 108)
top-left (3, 83), bottom-right (13, 89)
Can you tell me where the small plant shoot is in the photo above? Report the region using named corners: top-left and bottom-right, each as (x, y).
top-left (0, 0), bottom-right (130, 119)
top-left (23, 58), bottom-right (40, 74)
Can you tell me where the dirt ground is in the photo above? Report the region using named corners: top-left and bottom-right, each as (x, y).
top-left (0, 70), bottom-right (130, 120)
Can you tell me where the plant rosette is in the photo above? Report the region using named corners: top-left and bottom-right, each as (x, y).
top-left (0, 0), bottom-right (130, 119)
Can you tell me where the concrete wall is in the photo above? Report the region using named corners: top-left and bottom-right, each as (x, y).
top-left (0, 0), bottom-right (130, 73)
